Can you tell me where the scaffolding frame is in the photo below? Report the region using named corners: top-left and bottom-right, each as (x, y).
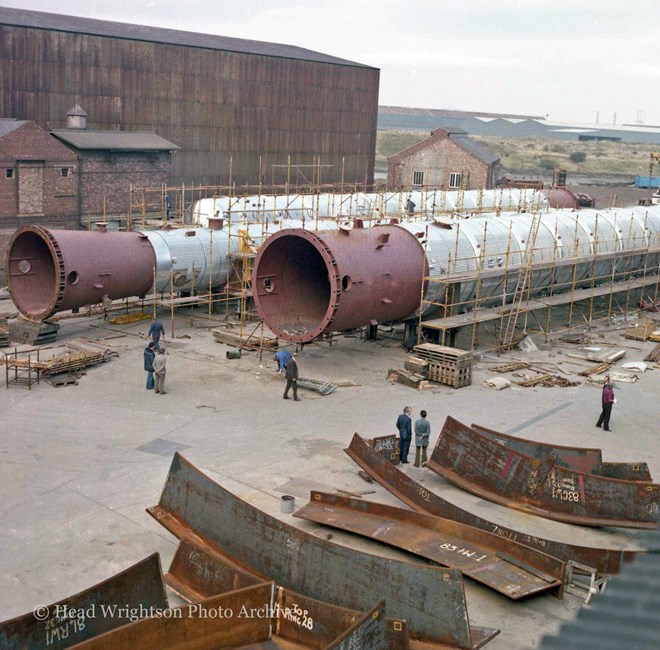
top-left (4, 348), bottom-right (41, 389)
top-left (417, 212), bottom-right (659, 352)
top-left (91, 174), bottom-right (659, 353)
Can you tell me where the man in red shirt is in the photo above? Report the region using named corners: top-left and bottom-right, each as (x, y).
top-left (596, 377), bottom-right (615, 431)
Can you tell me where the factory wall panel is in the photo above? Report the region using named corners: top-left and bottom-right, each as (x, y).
top-left (0, 20), bottom-right (379, 187)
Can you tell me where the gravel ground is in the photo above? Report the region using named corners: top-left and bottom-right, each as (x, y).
top-left (570, 183), bottom-right (654, 209)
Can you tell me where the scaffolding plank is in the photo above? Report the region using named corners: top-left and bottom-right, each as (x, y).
top-left (155, 296), bottom-right (209, 306)
top-left (422, 276), bottom-right (660, 331)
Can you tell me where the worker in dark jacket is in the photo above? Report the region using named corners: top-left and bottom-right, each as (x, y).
top-left (283, 352), bottom-right (300, 401)
top-left (144, 341), bottom-right (156, 389)
top-left (396, 406), bottom-right (413, 463)
top-left (148, 318), bottom-right (165, 351)
top-left (405, 198), bottom-right (416, 216)
top-left (596, 378), bottom-right (615, 431)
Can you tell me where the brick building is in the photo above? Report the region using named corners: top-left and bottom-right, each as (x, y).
top-left (0, 118), bottom-right (78, 224)
top-left (387, 127), bottom-right (500, 190)
top-left (0, 110), bottom-right (178, 284)
top-left (51, 115), bottom-right (178, 225)
top-left (1, 118), bottom-right (79, 283)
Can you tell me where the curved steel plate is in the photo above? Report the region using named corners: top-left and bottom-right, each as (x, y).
top-left (344, 433), bottom-right (635, 574)
top-left (0, 553), bottom-right (167, 650)
top-left (428, 418), bottom-right (659, 529)
top-left (147, 453), bottom-right (499, 649)
top-left (165, 537), bottom-right (390, 649)
top-left (70, 580), bottom-right (389, 650)
top-left (295, 491), bottom-right (563, 600)
top-left (470, 423), bottom-right (652, 481)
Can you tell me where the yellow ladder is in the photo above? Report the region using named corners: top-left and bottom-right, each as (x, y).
top-left (499, 213), bottom-right (542, 350)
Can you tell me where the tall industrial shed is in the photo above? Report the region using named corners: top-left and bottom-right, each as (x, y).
top-left (0, 8), bottom-right (380, 188)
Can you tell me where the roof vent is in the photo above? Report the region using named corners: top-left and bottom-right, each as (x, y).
top-left (66, 104), bottom-right (88, 130)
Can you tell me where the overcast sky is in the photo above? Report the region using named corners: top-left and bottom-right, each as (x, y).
top-left (5, 0), bottom-right (660, 126)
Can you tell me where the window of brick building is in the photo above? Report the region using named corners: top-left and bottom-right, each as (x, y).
top-left (6, 169), bottom-right (14, 178)
top-left (412, 171), bottom-right (424, 187)
top-left (61, 167), bottom-right (71, 177)
top-left (449, 172), bottom-right (462, 189)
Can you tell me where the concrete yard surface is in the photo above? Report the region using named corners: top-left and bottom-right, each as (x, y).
top-left (0, 308), bottom-right (658, 649)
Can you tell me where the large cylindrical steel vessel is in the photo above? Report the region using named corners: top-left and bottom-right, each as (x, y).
top-left (407, 205), bottom-right (660, 307)
top-left (5, 226), bottom-right (157, 321)
top-left (6, 205), bottom-right (658, 335)
top-left (253, 206), bottom-right (660, 342)
top-left (145, 228), bottom-right (234, 294)
top-left (5, 226), bottom-right (239, 321)
top-left (252, 226), bottom-right (428, 343)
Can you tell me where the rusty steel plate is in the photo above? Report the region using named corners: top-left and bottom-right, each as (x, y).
top-left (0, 553), bottom-right (168, 650)
top-left (428, 417), bottom-right (659, 529)
top-left (166, 537), bottom-right (417, 650)
top-left (69, 582), bottom-right (388, 649)
top-left (75, 582), bottom-right (387, 650)
top-left (166, 537), bottom-right (390, 649)
top-left (372, 434), bottom-right (401, 465)
top-left (345, 433), bottom-right (636, 574)
top-left (147, 453), bottom-right (500, 649)
top-left (471, 422), bottom-right (652, 481)
top-left (166, 537), bottom-right (264, 603)
top-left (295, 491), bottom-right (564, 600)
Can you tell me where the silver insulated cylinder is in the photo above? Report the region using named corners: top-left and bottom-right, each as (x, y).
top-left (143, 228), bottom-right (238, 294)
top-left (398, 205), bottom-right (660, 313)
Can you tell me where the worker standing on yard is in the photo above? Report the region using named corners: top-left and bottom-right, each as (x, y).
top-left (143, 341), bottom-right (156, 390)
top-left (148, 318), bottom-right (165, 351)
top-left (396, 406), bottom-right (413, 464)
top-left (405, 198), bottom-right (416, 216)
top-left (153, 348), bottom-right (167, 395)
top-left (596, 376), bottom-right (615, 432)
top-left (413, 410), bottom-right (431, 467)
top-left (283, 352), bottom-right (300, 401)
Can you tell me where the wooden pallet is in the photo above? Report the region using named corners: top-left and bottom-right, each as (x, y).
top-left (387, 368), bottom-right (431, 390)
top-left (427, 364), bottom-right (472, 388)
top-left (413, 343), bottom-right (473, 388)
top-left (404, 356), bottom-right (429, 374)
top-left (625, 318), bottom-right (656, 341)
top-left (297, 376), bottom-right (337, 396)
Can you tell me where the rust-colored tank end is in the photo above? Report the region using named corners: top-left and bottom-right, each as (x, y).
top-left (5, 226), bottom-right (65, 320)
top-left (252, 226), bottom-right (427, 343)
top-left (542, 187), bottom-right (579, 209)
top-left (5, 226), bottom-right (156, 320)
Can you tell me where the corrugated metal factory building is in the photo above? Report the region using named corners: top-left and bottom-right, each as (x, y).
top-left (0, 8), bottom-right (380, 187)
